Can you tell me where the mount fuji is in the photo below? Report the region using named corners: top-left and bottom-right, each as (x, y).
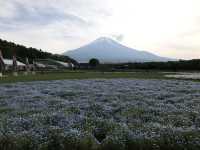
top-left (63, 37), bottom-right (174, 63)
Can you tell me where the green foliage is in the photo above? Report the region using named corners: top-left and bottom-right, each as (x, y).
top-left (0, 136), bottom-right (16, 150)
top-left (80, 59), bottom-right (200, 71)
top-left (78, 134), bottom-right (99, 150)
top-left (63, 133), bottom-right (80, 150)
top-left (0, 38), bottom-right (77, 64)
top-left (0, 71), bottom-right (193, 84)
top-left (89, 58), bottom-right (100, 68)
top-left (0, 131), bottom-right (200, 150)
top-left (15, 135), bottom-right (38, 150)
top-left (0, 107), bottom-right (13, 114)
top-left (109, 60), bottom-right (200, 71)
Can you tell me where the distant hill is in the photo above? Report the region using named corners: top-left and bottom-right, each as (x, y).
top-left (0, 38), bottom-right (77, 64)
top-left (64, 37), bottom-right (175, 63)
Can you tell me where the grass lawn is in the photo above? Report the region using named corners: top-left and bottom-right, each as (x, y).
top-left (0, 71), bottom-right (169, 84)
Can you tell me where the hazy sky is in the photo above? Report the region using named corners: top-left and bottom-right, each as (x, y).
top-left (0, 0), bottom-right (199, 59)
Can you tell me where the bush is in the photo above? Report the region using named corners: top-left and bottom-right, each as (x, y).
top-left (89, 58), bottom-right (100, 68)
top-left (0, 136), bottom-right (16, 150)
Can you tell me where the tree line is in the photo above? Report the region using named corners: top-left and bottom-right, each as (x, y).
top-left (82, 59), bottom-right (200, 71)
top-left (122, 60), bottom-right (200, 71)
top-left (0, 38), bottom-right (77, 64)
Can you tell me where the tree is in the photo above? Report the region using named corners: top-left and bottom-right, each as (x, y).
top-left (0, 38), bottom-right (77, 64)
top-left (89, 58), bottom-right (100, 68)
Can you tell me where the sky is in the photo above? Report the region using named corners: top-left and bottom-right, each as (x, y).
top-left (0, 0), bottom-right (200, 59)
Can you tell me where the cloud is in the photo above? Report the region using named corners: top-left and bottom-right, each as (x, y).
top-left (0, 0), bottom-right (200, 59)
top-left (167, 44), bottom-right (200, 52)
top-left (111, 34), bottom-right (124, 42)
top-left (0, 0), bottom-right (92, 31)
top-left (0, 0), bottom-right (112, 53)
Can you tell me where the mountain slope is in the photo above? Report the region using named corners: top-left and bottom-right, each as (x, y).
top-left (64, 37), bottom-right (173, 63)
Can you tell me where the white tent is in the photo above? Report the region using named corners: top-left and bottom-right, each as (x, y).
top-left (55, 61), bottom-right (74, 68)
top-left (3, 59), bottom-right (25, 66)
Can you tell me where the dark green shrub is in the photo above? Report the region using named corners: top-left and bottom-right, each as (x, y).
top-left (63, 132), bottom-right (80, 150)
top-left (15, 135), bottom-right (37, 150)
top-left (100, 136), bottom-right (125, 150)
top-left (0, 135), bottom-right (16, 150)
top-left (78, 134), bottom-right (99, 150)
top-left (40, 128), bottom-right (64, 150)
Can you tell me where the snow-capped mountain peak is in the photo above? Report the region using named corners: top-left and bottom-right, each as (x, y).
top-left (92, 37), bottom-right (116, 44)
top-left (64, 37), bottom-right (174, 63)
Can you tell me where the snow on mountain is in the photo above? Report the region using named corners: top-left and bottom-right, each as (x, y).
top-left (64, 37), bottom-right (174, 63)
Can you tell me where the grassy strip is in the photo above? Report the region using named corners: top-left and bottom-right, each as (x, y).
top-left (0, 71), bottom-right (168, 84)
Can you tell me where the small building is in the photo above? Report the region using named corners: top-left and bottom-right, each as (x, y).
top-left (55, 61), bottom-right (74, 68)
top-left (3, 59), bottom-right (26, 71)
top-left (34, 62), bottom-right (46, 68)
top-left (35, 59), bottom-right (75, 70)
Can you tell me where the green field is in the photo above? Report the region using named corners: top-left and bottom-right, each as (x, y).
top-left (0, 71), bottom-right (170, 84)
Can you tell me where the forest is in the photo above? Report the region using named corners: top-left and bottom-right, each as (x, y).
top-left (0, 38), bottom-right (77, 64)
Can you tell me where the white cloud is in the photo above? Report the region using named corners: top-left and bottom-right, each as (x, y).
top-left (0, 0), bottom-right (200, 59)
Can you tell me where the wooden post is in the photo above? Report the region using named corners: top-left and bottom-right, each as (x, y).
top-left (24, 57), bottom-right (30, 75)
top-left (0, 50), bottom-right (5, 77)
top-left (13, 52), bottom-right (18, 76)
top-left (32, 60), bottom-right (36, 75)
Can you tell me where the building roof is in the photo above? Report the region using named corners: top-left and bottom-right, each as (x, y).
top-left (55, 61), bottom-right (73, 67)
top-left (35, 62), bottom-right (46, 68)
top-left (3, 59), bottom-right (25, 66)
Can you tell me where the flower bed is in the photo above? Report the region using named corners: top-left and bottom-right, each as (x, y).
top-left (0, 79), bottom-right (200, 150)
